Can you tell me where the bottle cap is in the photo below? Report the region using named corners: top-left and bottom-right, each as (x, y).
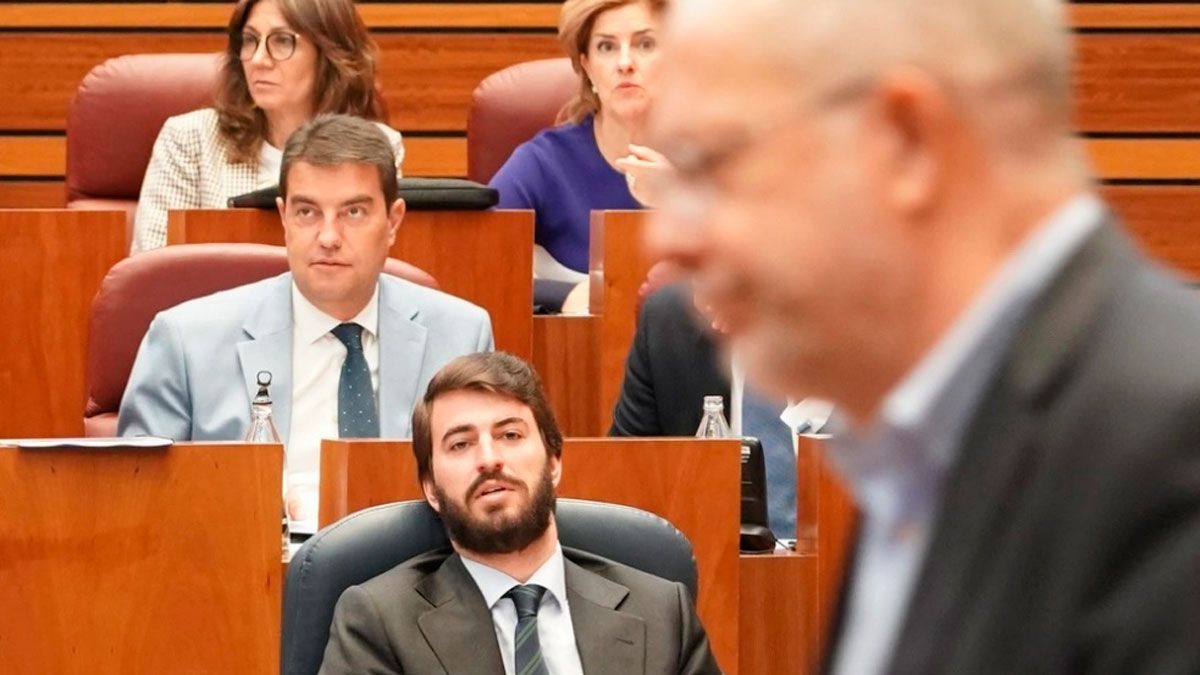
top-left (253, 370), bottom-right (273, 405)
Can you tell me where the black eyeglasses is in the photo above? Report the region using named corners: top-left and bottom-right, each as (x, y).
top-left (238, 30), bottom-right (300, 62)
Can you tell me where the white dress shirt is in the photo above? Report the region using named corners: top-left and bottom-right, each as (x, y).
top-left (460, 543), bottom-right (585, 675)
top-left (286, 283), bottom-right (381, 533)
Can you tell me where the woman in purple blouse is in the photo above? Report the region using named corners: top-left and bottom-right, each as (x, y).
top-left (489, 0), bottom-right (671, 313)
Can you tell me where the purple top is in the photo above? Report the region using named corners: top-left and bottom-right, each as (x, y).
top-left (489, 116), bottom-right (643, 275)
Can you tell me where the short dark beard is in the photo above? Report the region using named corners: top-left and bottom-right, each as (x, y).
top-left (433, 463), bottom-right (556, 555)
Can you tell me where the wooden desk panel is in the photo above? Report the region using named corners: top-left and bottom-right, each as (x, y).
top-left (739, 436), bottom-right (858, 675)
top-left (167, 208), bottom-right (534, 359)
top-left (560, 438), bottom-right (741, 673)
top-left (0, 209), bottom-right (125, 437)
top-left (390, 209), bottom-right (532, 359)
top-left (532, 315), bottom-right (603, 437)
top-left (319, 439), bottom-right (424, 523)
top-left (739, 552), bottom-right (818, 675)
top-left (589, 211), bottom-right (652, 429)
top-left (320, 437), bottom-right (742, 673)
top-left (796, 435), bottom-right (858, 665)
top-left (0, 442), bottom-right (283, 675)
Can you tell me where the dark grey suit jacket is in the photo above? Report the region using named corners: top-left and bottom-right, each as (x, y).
top-left (832, 222), bottom-right (1200, 673)
top-left (319, 546), bottom-right (721, 675)
top-left (609, 283), bottom-right (729, 436)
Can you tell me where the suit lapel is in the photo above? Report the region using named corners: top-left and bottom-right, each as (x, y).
top-left (887, 221), bottom-right (1127, 673)
top-left (236, 274), bottom-right (294, 439)
top-left (415, 555), bottom-right (507, 675)
top-left (887, 389), bottom-right (1042, 673)
top-left (565, 558), bottom-right (645, 675)
top-left (377, 279), bottom-right (426, 438)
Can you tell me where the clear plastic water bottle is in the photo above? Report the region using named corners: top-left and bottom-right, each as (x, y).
top-left (244, 370), bottom-right (288, 560)
top-left (695, 395), bottom-right (734, 438)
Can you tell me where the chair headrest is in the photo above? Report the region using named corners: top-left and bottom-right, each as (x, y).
top-left (67, 53), bottom-right (222, 201)
top-left (466, 58), bottom-right (577, 184)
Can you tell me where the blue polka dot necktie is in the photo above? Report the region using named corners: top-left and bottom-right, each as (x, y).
top-left (330, 323), bottom-right (380, 438)
top-left (504, 584), bottom-right (549, 675)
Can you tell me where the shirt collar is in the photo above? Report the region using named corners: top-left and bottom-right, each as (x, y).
top-left (460, 542), bottom-right (569, 611)
top-left (290, 281), bottom-right (380, 346)
top-left (827, 194), bottom-right (1104, 484)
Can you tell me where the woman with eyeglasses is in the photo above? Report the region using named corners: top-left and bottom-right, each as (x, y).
top-left (131, 0), bottom-right (402, 253)
top-left (489, 0), bottom-right (672, 314)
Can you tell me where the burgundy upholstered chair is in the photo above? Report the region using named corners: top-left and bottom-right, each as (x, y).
top-left (66, 53), bottom-right (223, 236)
top-left (84, 243), bottom-right (437, 437)
top-left (65, 52), bottom-right (391, 245)
top-left (466, 58), bottom-right (577, 184)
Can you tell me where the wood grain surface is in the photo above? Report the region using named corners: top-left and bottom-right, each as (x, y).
top-left (166, 207), bottom-right (535, 359)
top-left (0, 209), bottom-right (125, 437)
top-left (0, 442), bottom-right (284, 675)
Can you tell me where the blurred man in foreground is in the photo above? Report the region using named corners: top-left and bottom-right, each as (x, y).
top-left (649, 0), bottom-right (1200, 672)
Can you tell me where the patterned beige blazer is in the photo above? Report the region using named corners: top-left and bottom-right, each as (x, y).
top-left (131, 108), bottom-right (405, 253)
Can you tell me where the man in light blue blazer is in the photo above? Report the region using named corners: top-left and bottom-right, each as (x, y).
top-left (119, 114), bottom-right (493, 531)
top-left (117, 273), bottom-right (492, 442)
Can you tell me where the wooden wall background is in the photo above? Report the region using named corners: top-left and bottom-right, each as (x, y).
top-left (0, 1), bottom-right (1198, 275)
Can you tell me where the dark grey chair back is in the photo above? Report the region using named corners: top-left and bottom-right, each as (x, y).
top-left (281, 498), bottom-right (698, 675)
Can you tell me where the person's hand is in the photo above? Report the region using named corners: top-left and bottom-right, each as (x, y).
top-left (616, 144), bottom-right (673, 207)
top-left (286, 484), bottom-right (317, 523)
top-left (561, 280), bottom-right (590, 315)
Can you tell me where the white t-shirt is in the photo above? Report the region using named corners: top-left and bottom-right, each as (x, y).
top-left (259, 142), bottom-right (283, 187)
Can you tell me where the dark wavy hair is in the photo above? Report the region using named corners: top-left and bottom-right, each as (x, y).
top-left (215, 0), bottom-right (385, 164)
top-left (556, 0), bottom-right (669, 125)
top-left (412, 352), bottom-right (564, 486)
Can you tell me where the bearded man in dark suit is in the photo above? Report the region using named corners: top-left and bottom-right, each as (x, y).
top-left (320, 352), bottom-right (720, 675)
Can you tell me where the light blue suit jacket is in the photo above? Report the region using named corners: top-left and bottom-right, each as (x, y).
top-left (117, 272), bottom-right (493, 441)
